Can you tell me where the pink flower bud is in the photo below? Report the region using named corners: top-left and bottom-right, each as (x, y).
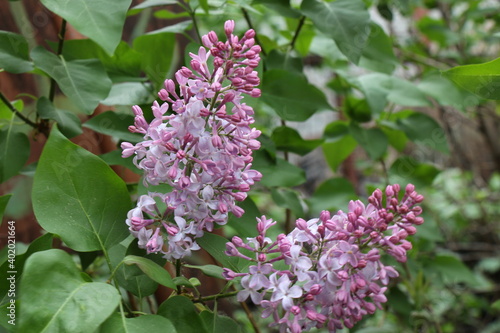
top-left (224, 20), bottom-right (235, 36)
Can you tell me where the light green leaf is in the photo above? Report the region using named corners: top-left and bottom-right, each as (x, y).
top-left (359, 23), bottom-right (397, 74)
top-left (19, 249), bottom-right (120, 333)
top-left (37, 97), bottom-right (82, 138)
top-left (417, 73), bottom-right (476, 110)
top-left (322, 136), bottom-right (357, 172)
top-left (357, 73), bottom-right (431, 113)
top-left (99, 313), bottom-right (177, 333)
top-left (101, 82), bottom-right (153, 106)
top-left (158, 296), bottom-right (208, 333)
top-left (32, 126), bottom-right (131, 251)
top-left (262, 69), bottom-right (330, 121)
top-left (424, 254), bottom-right (477, 286)
top-left (40, 0), bottom-right (132, 55)
top-left (183, 264), bottom-right (224, 279)
top-left (147, 21), bottom-right (193, 35)
top-left (442, 57), bottom-right (500, 100)
top-left (31, 47), bottom-right (112, 114)
top-left (0, 31), bottom-right (33, 73)
top-left (271, 126), bottom-right (323, 156)
top-left (253, 0), bottom-right (301, 18)
top-left (133, 33), bottom-right (176, 90)
top-left (123, 255), bottom-right (175, 289)
top-left (0, 99), bottom-right (23, 121)
top-left (301, 0), bottom-right (370, 64)
top-left (83, 111), bottom-right (143, 143)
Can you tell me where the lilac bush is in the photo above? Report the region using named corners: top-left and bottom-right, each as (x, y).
top-left (121, 20), bottom-right (425, 333)
top-left (121, 20), bottom-right (262, 260)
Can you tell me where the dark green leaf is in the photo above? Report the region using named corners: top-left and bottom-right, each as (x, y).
top-left (442, 57), bottom-right (500, 100)
top-left (31, 47), bottom-right (112, 114)
top-left (32, 126), bottom-right (131, 251)
top-left (147, 21), bottom-right (193, 35)
top-left (100, 150), bottom-right (140, 174)
top-left (61, 40), bottom-right (142, 82)
top-left (37, 97), bottom-right (82, 138)
top-left (307, 178), bottom-right (357, 215)
top-left (301, 0), bottom-right (370, 64)
top-left (252, 152), bottom-right (306, 187)
top-left (271, 126), bottom-right (323, 156)
top-left (83, 111), bottom-right (143, 142)
top-left (265, 50), bottom-right (303, 74)
top-left (133, 33), bottom-right (176, 90)
top-left (380, 125), bottom-right (407, 152)
top-left (157, 296), bottom-right (208, 333)
top-left (40, 0), bottom-right (132, 55)
top-left (123, 255), bottom-right (176, 289)
top-left (323, 120), bottom-right (350, 142)
top-left (19, 249), bottom-right (120, 332)
top-left (227, 197), bottom-right (260, 238)
top-left (344, 96), bottom-right (372, 123)
top-left (99, 313), bottom-right (177, 333)
top-left (396, 112), bottom-right (449, 153)
top-left (0, 194), bottom-right (11, 223)
top-left (0, 126), bottom-right (30, 183)
top-left (359, 23), bottom-right (397, 74)
top-left (197, 233), bottom-right (243, 272)
top-left (424, 254), bottom-right (477, 286)
top-left (388, 157), bottom-right (440, 188)
top-left (261, 69), bottom-right (330, 121)
top-left (349, 123), bottom-right (388, 160)
top-left (271, 187), bottom-right (304, 217)
top-left (0, 31), bottom-right (33, 73)
top-left (253, 0), bottom-right (301, 18)
top-left (200, 311), bottom-right (240, 333)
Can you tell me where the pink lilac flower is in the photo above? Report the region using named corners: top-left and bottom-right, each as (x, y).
top-left (122, 21), bottom-right (262, 260)
top-left (225, 184), bottom-right (424, 332)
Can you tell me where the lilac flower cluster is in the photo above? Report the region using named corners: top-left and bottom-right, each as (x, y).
top-left (223, 184), bottom-right (424, 332)
top-left (122, 20), bottom-right (262, 260)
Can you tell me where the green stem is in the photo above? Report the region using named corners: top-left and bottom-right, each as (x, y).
top-left (192, 290), bottom-right (239, 303)
top-left (49, 19), bottom-right (67, 102)
top-left (289, 16), bottom-right (306, 51)
top-left (175, 259), bottom-right (182, 294)
top-left (0, 92), bottom-right (38, 130)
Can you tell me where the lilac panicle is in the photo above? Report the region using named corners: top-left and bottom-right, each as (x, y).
top-left (122, 21), bottom-right (262, 260)
top-left (225, 184), bottom-right (424, 332)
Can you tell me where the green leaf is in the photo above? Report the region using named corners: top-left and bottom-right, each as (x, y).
top-left (123, 255), bottom-right (176, 289)
top-left (19, 249), bottom-right (120, 333)
top-left (380, 125), bottom-right (407, 152)
top-left (32, 126), bottom-right (131, 251)
top-left (0, 194), bottom-right (11, 222)
top-left (253, 0), bottom-right (301, 18)
top-left (271, 187), bottom-right (304, 217)
top-left (101, 82), bottom-right (153, 106)
top-left (349, 123), bottom-right (388, 160)
top-left (388, 157), bottom-right (440, 188)
top-left (424, 254), bottom-right (477, 286)
top-left (129, 0), bottom-right (177, 15)
top-left (396, 111), bottom-right (449, 153)
top-left (344, 96), bottom-right (372, 123)
top-left (0, 99), bottom-right (23, 121)
top-left (200, 311), bottom-right (240, 333)
top-left (322, 136), bottom-right (357, 172)
top-left (100, 150), bottom-right (140, 174)
top-left (307, 178), bottom-right (357, 215)
top-left (252, 151), bottom-right (306, 187)
top-left (31, 47), bottom-right (112, 114)
top-left (196, 233), bottom-right (242, 272)
top-left (158, 296), bottom-right (208, 333)
top-left (271, 126), bottom-right (323, 156)
top-left (40, 0), bottom-right (132, 55)
top-left (417, 73), bottom-right (476, 110)
top-left (133, 33), bottom-right (176, 90)
top-left (83, 111), bottom-right (143, 143)
top-left (147, 21), bottom-right (193, 35)
top-left (265, 50), bottom-right (303, 74)
top-left (37, 97), bottom-right (82, 138)
top-left (359, 23), bottom-right (397, 74)
top-left (0, 126), bottom-right (30, 183)
top-left (0, 233), bottom-right (53, 304)
top-left (183, 264), bottom-right (224, 279)
top-left (261, 69), bottom-right (330, 121)
top-left (109, 243), bottom-right (161, 297)
top-left (0, 31), bottom-right (33, 73)
top-left (99, 313), bottom-right (177, 333)
top-left (227, 197), bottom-right (261, 238)
top-left (442, 57), bottom-right (500, 100)
top-left (357, 73), bottom-right (431, 114)
top-left (300, 0), bottom-right (370, 64)
top-left (61, 40), bottom-right (142, 82)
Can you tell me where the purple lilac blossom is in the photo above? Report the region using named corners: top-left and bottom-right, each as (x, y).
top-left (224, 184), bottom-right (424, 333)
top-left (122, 20), bottom-right (262, 260)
